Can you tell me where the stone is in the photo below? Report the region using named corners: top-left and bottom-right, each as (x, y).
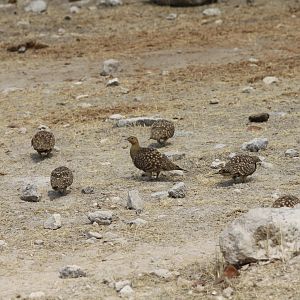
top-left (263, 76), bottom-right (279, 85)
top-left (115, 280), bottom-right (131, 292)
top-left (166, 13), bottom-right (177, 20)
top-left (164, 151), bottom-right (185, 161)
top-left (44, 214), bottom-right (62, 230)
top-left (214, 144), bottom-right (226, 149)
top-left (81, 186), bottom-right (94, 194)
top-left (119, 285), bottom-right (134, 297)
top-left (100, 0), bottom-right (123, 6)
top-left (219, 208), bottom-right (300, 265)
top-left (241, 138), bottom-right (268, 152)
top-left (109, 114), bottom-right (124, 120)
top-left (87, 231), bottom-right (102, 239)
top-left (127, 190), bottom-right (144, 212)
top-left (151, 191), bottom-right (168, 199)
top-left (116, 116), bottom-right (161, 127)
top-left (168, 182), bottom-right (186, 198)
top-left (285, 149), bottom-right (299, 158)
top-left (88, 211), bottom-right (113, 225)
top-left (100, 59), bottom-right (120, 76)
top-left (151, 269), bottom-right (179, 280)
top-left (203, 8), bottom-right (221, 16)
top-left (223, 287), bottom-right (234, 298)
top-left (248, 57), bottom-right (259, 63)
top-left (59, 265), bottom-right (87, 279)
top-left (106, 78), bottom-right (119, 87)
top-left (242, 86), bottom-right (255, 93)
top-left (20, 183), bottom-right (41, 202)
top-left (25, 0), bottom-right (47, 13)
top-left (28, 291), bottom-right (45, 299)
top-left (209, 99), bottom-right (219, 105)
top-left (34, 240), bottom-right (44, 246)
top-left (38, 124), bottom-right (51, 131)
top-left (228, 152), bottom-right (237, 159)
top-left (127, 218), bottom-right (147, 226)
top-left (70, 6), bottom-right (80, 13)
top-left (0, 240), bottom-right (7, 249)
top-left (210, 159), bottom-right (225, 169)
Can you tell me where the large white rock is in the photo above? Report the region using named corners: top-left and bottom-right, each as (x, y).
top-left (219, 208), bottom-right (300, 265)
top-left (25, 0), bottom-right (47, 13)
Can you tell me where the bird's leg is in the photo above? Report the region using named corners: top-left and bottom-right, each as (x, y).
top-left (233, 176), bottom-right (238, 184)
top-left (158, 139), bottom-right (166, 145)
top-left (241, 176), bottom-right (247, 183)
top-left (156, 171), bottom-right (160, 179)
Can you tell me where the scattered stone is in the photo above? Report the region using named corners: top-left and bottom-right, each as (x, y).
top-left (248, 57), bottom-right (259, 63)
top-left (109, 114), bottom-right (124, 120)
top-left (88, 211), bottom-right (113, 225)
top-left (19, 127), bottom-right (27, 134)
top-left (20, 183), bottom-right (41, 202)
top-left (219, 208), bottom-right (300, 265)
top-left (117, 116), bottom-right (161, 127)
top-left (44, 214), bottom-right (62, 230)
top-left (263, 76), bottom-right (279, 85)
top-left (34, 240), bottom-right (44, 246)
top-left (166, 13), bottom-right (177, 20)
top-left (106, 78), bottom-right (119, 87)
top-left (223, 287), bottom-right (234, 298)
top-left (161, 70), bottom-right (169, 76)
top-left (151, 191), bottom-right (168, 199)
top-left (115, 280), bottom-right (131, 292)
top-left (228, 152), bottom-right (237, 159)
top-left (127, 190), bottom-right (144, 212)
top-left (127, 218), bottom-right (147, 226)
top-left (168, 182), bottom-right (186, 198)
top-left (241, 138), bottom-right (268, 152)
top-left (38, 124), bottom-right (51, 131)
top-left (25, 0), bottom-right (47, 13)
top-left (164, 151), bottom-right (185, 161)
top-left (81, 186), bottom-right (95, 194)
top-left (214, 144), bottom-right (226, 149)
top-left (203, 8), bottom-right (221, 16)
top-left (248, 113), bottom-right (269, 123)
top-left (100, 0), bottom-right (123, 6)
top-left (87, 231), bottom-right (102, 239)
top-left (210, 159), bottom-right (225, 169)
top-left (151, 269), bottom-right (179, 280)
top-left (242, 86), bottom-right (255, 93)
top-left (285, 149), bottom-right (299, 158)
top-left (209, 99), bottom-right (219, 105)
top-left (70, 6), bottom-right (80, 13)
top-left (119, 285), bottom-right (134, 297)
top-left (215, 19), bottom-right (223, 25)
top-left (0, 240), bottom-right (7, 249)
top-left (100, 59), bottom-right (120, 76)
top-left (28, 291), bottom-right (45, 299)
top-left (59, 265), bottom-right (87, 279)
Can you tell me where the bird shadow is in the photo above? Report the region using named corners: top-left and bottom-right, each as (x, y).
top-left (215, 177), bottom-right (253, 188)
top-left (30, 153), bottom-right (53, 163)
top-left (129, 173), bottom-right (178, 183)
top-left (48, 190), bottom-right (70, 200)
top-left (148, 142), bottom-right (171, 149)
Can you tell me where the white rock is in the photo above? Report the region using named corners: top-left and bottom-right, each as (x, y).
top-left (203, 8), bottom-right (221, 16)
top-left (44, 214), bottom-right (61, 230)
top-left (210, 99), bottom-right (219, 104)
top-left (88, 210), bottom-right (113, 225)
top-left (263, 76), bottom-right (279, 85)
top-left (100, 0), bottom-right (123, 6)
top-left (20, 183), bottom-right (41, 202)
top-left (34, 240), bottom-right (44, 246)
top-left (106, 78), bottom-right (119, 87)
top-left (151, 191), bottom-right (168, 199)
top-left (119, 285), bottom-right (134, 297)
top-left (115, 280), bottom-right (131, 292)
top-left (248, 57), bottom-right (259, 63)
top-left (219, 208), bottom-right (300, 265)
top-left (109, 114), bottom-right (124, 120)
top-left (215, 19), bottom-right (223, 25)
top-left (164, 151), bottom-right (185, 161)
top-left (0, 240), bottom-right (7, 249)
top-left (18, 127), bottom-right (27, 134)
top-left (214, 143), bottom-right (226, 149)
top-left (151, 269), bottom-right (179, 280)
top-left (223, 287), bottom-right (234, 298)
top-left (169, 170), bottom-right (184, 176)
top-left (168, 182), bottom-right (186, 198)
top-left (59, 265), bottom-right (86, 278)
top-left (166, 13), bottom-right (177, 20)
top-left (70, 6), bottom-right (80, 13)
top-left (241, 137), bottom-right (268, 152)
top-left (210, 159), bottom-right (225, 169)
top-left (117, 116), bottom-right (161, 127)
top-left (242, 86), bottom-right (255, 93)
top-left (100, 59), bottom-right (120, 76)
top-left (25, 0), bottom-right (47, 13)
top-left (87, 231), bottom-right (102, 239)
top-left (28, 291), bottom-right (45, 299)
top-left (127, 190), bottom-right (144, 212)
top-left (127, 218), bottom-right (147, 226)
top-left (38, 124), bottom-right (51, 131)
top-left (228, 152), bottom-right (237, 159)
top-left (285, 149), bottom-right (299, 158)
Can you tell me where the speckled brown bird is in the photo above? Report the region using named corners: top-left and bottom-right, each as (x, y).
top-left (150, 119), bottom-right (175, 145)
top-left (31, 130), bottom-right (55, 156)
top-left (272, 195), bottom-right (300, 208)
top-left (50, 166), bottom-right (73, 194)
top-left (218, 154), bottom-right (261, 183)
top-left (127, 136), bottom-right (185, 178)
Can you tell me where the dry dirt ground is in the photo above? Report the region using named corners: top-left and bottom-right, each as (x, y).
top-left (0, 0), bottom-right (300, 299)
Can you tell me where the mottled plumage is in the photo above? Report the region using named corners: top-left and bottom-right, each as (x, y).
top-left (150, 119), bottom-right (175, 145)
top-left (272, 195), bottom-right (300, 208)
top-left (31, 130), bottom-right (55, 156)
top-left (218, 154), bottom-right (261, 183)
top-left (50, 166), bottom-right (73, 194)
top-left (127, 136), bottom-right (184, 178)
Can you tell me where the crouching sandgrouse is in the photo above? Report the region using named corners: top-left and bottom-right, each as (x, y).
top-left (272, 195), bottom-right (300, 208)
top-left (127, 136), bottom-right (184, 179)
top-left (150, 119), bottom-right (175, 145)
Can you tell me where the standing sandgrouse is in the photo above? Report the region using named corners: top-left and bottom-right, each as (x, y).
top-left (218, 154), bottom-right (261, 183)
top-left (272, 195), bottom-right (300, 208)
top-left (50, 166), bottom-right (73, 195)
top-left (150, 119), bottom-right (175, 145)
top-left (127, 136), bottom-right (184, 178)
top-left (31, 130), bottom-right (55, 156)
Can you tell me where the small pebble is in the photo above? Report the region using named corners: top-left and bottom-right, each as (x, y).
top-left (28, 291), bottom-right (45, 299)
top-left (81, 187), bottom-right (95, 194)
top-left (87, 231), bottom-right (102, 239)
top-left (241, 138), bottom-right (268, 152)
top-left (107, 78), bottom-right (119, 86)
top-left (119, 285), bottom-right (134, 297)
top-left (34, 240), bottom-right (44, 246)
top-left (263, 76), bottom-right (279, 85)
top-left (209, 99), bottom-right (219, 105)
top-left (59, 265), bottom-right (87, 279)
top-left (285, 149), bottom-right (299, 158)
top-left (88, 211), bottom-right (113, 225)
top-left (166, 13), bottom-right (177, 20)
top-left (168, 182), bottom-right (186, 198)
top-left (242, 86), bottom-right (254, 93)
top-left (20, 183), bottom-right (41, 202)
top-left (44, 214), bottom-right (62, 230)
top-left (115, 280), bottom-right (131, 292)
top-left (211, 159), bottom-right (225, 169)
top-left (203, 8), bottom-right (221, 16)
top-left (127, 190), bottom-right (144, 212)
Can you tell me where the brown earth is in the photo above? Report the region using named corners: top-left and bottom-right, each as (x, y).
top-left (0, 0), bottom-right (300, 299)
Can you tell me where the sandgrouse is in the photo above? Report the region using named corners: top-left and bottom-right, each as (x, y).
top-left (31, 130), bottom-right (55, 156)
top-left (50, 166), bottom-right (73, 195)
top-left (150, 119), bottom-right (175, 145)
top-left (272, 195), bottom-right (300, 208)
top-left (218, 154), bottom-right (261, 183)
top-left (127, 136), bottom-right (184, 178)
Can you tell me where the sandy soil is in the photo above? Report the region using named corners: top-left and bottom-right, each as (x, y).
top-left (0, 0), bottom-right (300, 299)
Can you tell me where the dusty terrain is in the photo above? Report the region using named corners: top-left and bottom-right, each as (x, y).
top-left (0, 0), bottom-right (300, 299)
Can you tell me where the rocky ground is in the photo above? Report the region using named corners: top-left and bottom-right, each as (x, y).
top-left (0, 0), bottom-right (300, 299)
